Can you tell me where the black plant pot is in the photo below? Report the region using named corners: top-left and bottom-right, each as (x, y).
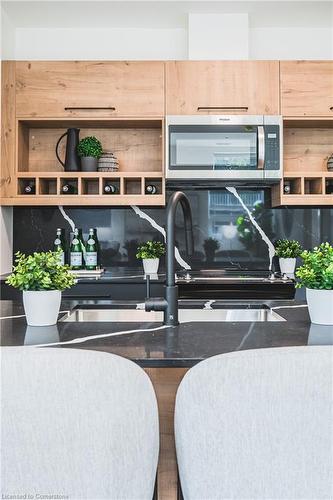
top-left (81, 157), bottom-right (98, 172)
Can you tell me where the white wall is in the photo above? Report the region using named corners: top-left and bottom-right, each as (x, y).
top-left (188, 13), bottom-right (249, 59)
top-left (250, 27), bottom-right (333, 59)
top-left (1, 8), bottom-right (15, 59)
top-left (14, 27), bottom-right (187, 60)
top-left (2, 1), bottom-right (332, 60)
top-left (11, 24), bottom-right (333, 60)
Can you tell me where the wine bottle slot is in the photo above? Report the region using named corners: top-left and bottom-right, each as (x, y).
top-left (62, 183), bottom-right (77, 195)
top-left (23, 181), bottom-right (36, 195)
top-left (145, 184), bottom-right (158, 195)
top-left (104, 183), bottom-right (119, 194)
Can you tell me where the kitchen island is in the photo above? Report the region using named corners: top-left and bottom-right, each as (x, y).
top-left (1, 297), bottom-right (319, 363)
top-left (1, 298), bottom-right (332, 500)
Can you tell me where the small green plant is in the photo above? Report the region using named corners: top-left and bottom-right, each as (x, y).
top-left (203, 237), bottom-right (220, 252)
top-left (6, 251), bottom-right (75, 291)
top-left (275, 239), bottom-right (302, 258)
top-left (136, 241), bottom-right (165, 260)
top-left (296, 242), bottom-right (333, 290)
top-left (77, 136), bottom-right (103, 158)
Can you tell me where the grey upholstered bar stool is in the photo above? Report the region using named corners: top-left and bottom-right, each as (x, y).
top-left (1, 347), bottom-right (159, 499)
top-left (175, 346), bottom-right (333, 500)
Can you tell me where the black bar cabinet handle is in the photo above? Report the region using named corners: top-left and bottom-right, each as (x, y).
top-left (64, 106), bottom-right (116, 111)
top-left (330, 106), bottom-right (333, 111)
top-left (197, 106), bottom-right (249, 111)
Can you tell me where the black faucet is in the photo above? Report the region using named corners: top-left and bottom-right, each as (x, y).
top-left (145, 191), bottom-right (194, 326)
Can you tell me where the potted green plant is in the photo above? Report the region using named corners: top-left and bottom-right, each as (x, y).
top-left (275, 239), bottom-right (302, 275)
top-left (296, 242), bottom-right (333, 325)
top-left (6, 251), bottom-right (75, 326)
top-left (77, 136), bottom-right (103, 172)
top-left (136, 241), bottom-right (165, 275)
top-left (203, 237), bottom-right (220, 263)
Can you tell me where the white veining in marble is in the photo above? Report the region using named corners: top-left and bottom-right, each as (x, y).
top-left (270, 304), bottom-right (308, 311)
top-left (0, 314), bottom-right (26, 320)
top-left (58, 206), bottom-right (75, 232)
top-left (31, 324), bottom-right (171, 348)
top-left (58, 206), bottom-right (87, 259)
top-left (226, 187), bottom-right (276, 270)
top-left (131, 205), bottom-right (191, 270)
top-left (0, 310), bottom-right (70, 320)
top-left (236, 322), bottom-right (257, 350)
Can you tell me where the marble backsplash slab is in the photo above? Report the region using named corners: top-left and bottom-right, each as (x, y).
top-left (12, 188), bottom-right (333, 272)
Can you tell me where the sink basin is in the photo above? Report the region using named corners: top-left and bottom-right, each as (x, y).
top-left (60, 307), bottom-right (285, 323)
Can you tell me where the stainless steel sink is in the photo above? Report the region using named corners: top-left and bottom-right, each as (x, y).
top-left (60, 307), bottom-right (285, 323)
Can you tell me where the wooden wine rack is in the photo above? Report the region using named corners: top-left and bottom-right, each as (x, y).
top-left (12, 171), bottom-right (164, 206)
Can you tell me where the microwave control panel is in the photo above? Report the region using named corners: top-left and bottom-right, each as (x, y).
top-left (264, 125), bottom-right (280, 170)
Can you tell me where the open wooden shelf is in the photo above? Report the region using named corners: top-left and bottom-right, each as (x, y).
top-left (272, 117), bottom-right (333, 206)
top-left (1, 116), bottom-right (166, 206)
top-left (272, 172), bottom-right (333, 206)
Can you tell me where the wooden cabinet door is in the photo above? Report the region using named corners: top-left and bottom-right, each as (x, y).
top-left (280, 61), bottom-right (333, 116)
top-left (15, 61), bottom-right (164, 117)
top-left (1, 61), bottom-right (16, 199)
top-left (166, 61), bottom-right (279, 115)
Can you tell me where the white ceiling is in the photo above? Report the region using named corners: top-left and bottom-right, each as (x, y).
top-left (2, 1), bottom-right (332, 29)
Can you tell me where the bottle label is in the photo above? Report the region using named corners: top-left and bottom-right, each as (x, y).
top-left (58, 252), bottom-right (65, 266)
top-left (54, 238), bottom-right (61, 245)
top-left (72, 238), bottom-right (79, 245)
top-left (87, 238), bottom-right (95, 245)
top-left (85, 252), bottom-right (97, 266)
top-left (70, 252), bottom-right (82, 266)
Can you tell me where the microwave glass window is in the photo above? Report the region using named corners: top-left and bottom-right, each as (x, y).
top-left (170, 131), bottom-right (257, 170)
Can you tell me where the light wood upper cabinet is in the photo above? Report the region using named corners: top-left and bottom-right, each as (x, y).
top-left (15, 61), bottom-right (165, 117)
top-left (166, 61), bottom-right (280, 115)
top-left (280, 61), bottom-right (333, 117)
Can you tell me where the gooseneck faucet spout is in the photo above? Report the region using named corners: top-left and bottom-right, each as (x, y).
top-left (145, 191), bottom-right (194, 326)
top-left (166, 191), bottom-right (194, 288)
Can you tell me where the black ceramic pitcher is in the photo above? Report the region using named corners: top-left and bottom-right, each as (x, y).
top-left (55, 128), bottom-right (81, 171)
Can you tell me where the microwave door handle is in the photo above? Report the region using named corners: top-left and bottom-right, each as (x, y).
top-left (257, 126), bottom-right (265, 170)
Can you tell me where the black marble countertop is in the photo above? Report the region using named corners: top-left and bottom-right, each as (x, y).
top-left (1, 298), bottom-right (332, 367)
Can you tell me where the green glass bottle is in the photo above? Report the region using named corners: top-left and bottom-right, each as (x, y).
top-left (70, 228), bottom-right (83, 270)
top-left (85, 228), bottom-right (98, 270)
top-left (53, 228), bottom-right (66, 265)
top-left (75, 228), bottom-right (86, 267)
top-left (93, 228), bottom-right (100, 267)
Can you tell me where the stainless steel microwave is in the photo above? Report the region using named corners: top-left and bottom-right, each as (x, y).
top-left (166, 115), bottom-right (282, 181)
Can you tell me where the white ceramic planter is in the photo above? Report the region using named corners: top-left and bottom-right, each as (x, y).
top-left (279, 257), bottom-right (296, 275)
top-left (306, 288), bottom-right (333, 325)
top-left (143, 258), bottom-right (159, 275)
top-left (23, 290), bottom-right (61, 326)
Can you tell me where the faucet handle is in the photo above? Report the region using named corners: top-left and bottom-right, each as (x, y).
top-left (145, 296), bottom-right (168, 312)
